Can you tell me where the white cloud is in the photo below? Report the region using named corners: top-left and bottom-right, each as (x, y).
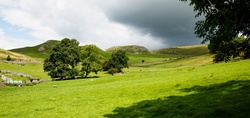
top-left (0, 28), bottom-right (42, 49)
top-left (0, 0), bottom-right (166, 50)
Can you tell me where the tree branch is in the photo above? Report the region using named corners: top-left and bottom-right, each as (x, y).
top-left (207, 0), bottom-right (219, 12)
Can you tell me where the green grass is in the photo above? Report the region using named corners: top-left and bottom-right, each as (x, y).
top-left (10, 40), bottom-right (60, 61)
top-left (1, 43), bottom-right (249, 117)
top-left (0, 58), bottom-right (249, 117)
top-left (128, 53), bottom-right (178, 65)
top-left (131, 54), bottom-right (213, 68)
top-left (2, 74), bottom-right (29, 81)
top-left (153, 44), bottom-right (209, 56)
top-left (0, 62), bottom-right (50, 80)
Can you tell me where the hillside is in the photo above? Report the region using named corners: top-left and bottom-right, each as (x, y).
top-left (10, 40), bottom-right (60, 61)
top-left (153, 44), bottom-right (209, 56)
top-left (106, 45), bottom-right (150, 54)
top-left (0, 48), bottom-right (36, 62)
top-left (10, 40), bottom-right (109, 61)
top-left (10, 40), bottom-right (209, 62)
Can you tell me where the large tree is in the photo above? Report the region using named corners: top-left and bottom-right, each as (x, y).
top-left (180, 0), bottom-right (250, 62)
top-left (44, 38), bottom-right (81, 79)
top-left (80, 45), bottom-right (102, 78)
top-left (103, 50), bottom-right (129, 74)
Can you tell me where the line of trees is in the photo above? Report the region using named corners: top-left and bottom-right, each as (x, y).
top-left (43, 38), bottom-right (129, 80)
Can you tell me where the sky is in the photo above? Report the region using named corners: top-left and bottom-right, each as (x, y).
top-left (0, 0), bottom-right (201, 50)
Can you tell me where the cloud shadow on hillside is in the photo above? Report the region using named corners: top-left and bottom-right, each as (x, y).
top-left (104, 80), bottom-right (250, 118)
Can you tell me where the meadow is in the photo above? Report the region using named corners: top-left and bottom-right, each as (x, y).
top-left (1, 52), bottom-right (250, 117)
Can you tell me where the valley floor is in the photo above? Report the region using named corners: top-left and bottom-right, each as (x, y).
top-left (0, 59), bottom-right (250, 117)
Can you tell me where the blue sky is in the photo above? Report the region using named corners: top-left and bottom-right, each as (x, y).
top-left (0, 18), bottom-right (34, 40)
top-left (0, 0), bottom-right (200, 50)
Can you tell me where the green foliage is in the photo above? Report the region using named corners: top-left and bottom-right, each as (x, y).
top-left (141, 60), bottom-right (145, 63)
top-left (6, 55), bottom-right (11, 61)
top-left (211, 36), bottom-right (250, 62)
top-left (102, 60), bottom-right (110, 71)
top-left (43, 38), bottom-right (81, 79)
top-left (107, 67), bottom-right (119, 76)
top-left (180, 0), bottom-right (250, 62)
top-left (103, 50), bottom-right (129, 73)
top-left (81, 45), bottom-right (102, 78)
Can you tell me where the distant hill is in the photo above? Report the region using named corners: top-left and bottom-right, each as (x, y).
top-left (10, 40), bottom-right (60, 61)
top-left (106, 45), bottom-right (150, 54)
top-left (153, 44), bottom-right (209, 56)
top-left (10, 40), bottom-right (209, 61)
top-left (0, 48), bottom-right (36, 62)
top-left (10, 40), bottom-right (108, 61)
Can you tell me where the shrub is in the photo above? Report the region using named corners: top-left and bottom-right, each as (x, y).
top-left (6, 55), bottom-right (11, 61)
top-left (107, 68), bottom-right (119, 76)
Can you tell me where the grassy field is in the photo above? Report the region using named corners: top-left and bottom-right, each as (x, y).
top-left (0, 51), bottom-right (249, 118)
top-left (0, 62), bottom-right (50, 80)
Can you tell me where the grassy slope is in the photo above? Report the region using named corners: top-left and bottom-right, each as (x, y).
top-left (10, 40), bottom-right (60, 61)
top-left (0, 62), bottom-right (50, 80)
top-left (153, 44), bottom-right (209, 56)
top-left (0, 56), bottom-right (249, 117)
top-left (0, 48), bottom-right (36, 61)
top-left (10, 40), bottom-right (108, 61)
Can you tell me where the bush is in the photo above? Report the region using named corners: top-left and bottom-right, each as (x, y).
top-left (6, 55), bottom-right (11, 61)
top-left (107, 68), bottom-right (119, 76)
top-left (142, 60), bottom-right (145, 63)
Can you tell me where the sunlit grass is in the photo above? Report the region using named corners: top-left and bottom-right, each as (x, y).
top-left (0, 62), bottom-right (50, 80)
top-left (0, 59), bottom-right (249, 117)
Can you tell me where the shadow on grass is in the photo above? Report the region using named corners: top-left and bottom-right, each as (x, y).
top-left (104, 80), bottom-right (250, 118)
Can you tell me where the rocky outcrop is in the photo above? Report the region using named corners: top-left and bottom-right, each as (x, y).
top-left (106, 45), bottom-right (150, 54)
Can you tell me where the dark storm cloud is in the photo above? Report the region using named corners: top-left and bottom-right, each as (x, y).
top-left (102, 0), bottom-right (202, 47)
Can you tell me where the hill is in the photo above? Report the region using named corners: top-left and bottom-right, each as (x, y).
top-left (10, 40), bottom-right (60, 61)
top-left (153, 44), bottom-right (209, 56)
top-left (0, 48), bottom-right (36, 62)
top-left (106, 45), bottom-right (150, 54)
top-left (10, 40), bottom-right (108, 61)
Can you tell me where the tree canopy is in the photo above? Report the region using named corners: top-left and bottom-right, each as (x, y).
top-left (103, 50), bottom-right (129, 75)
top-left (180, 0), bottom-right (250, 62)
top-left (80, 45), bottom-right (102, 78)
top-left (43, 38), bottom-right (81, 79)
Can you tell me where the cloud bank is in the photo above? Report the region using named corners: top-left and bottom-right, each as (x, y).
top-left (0, 0), bottom-right (201, 50)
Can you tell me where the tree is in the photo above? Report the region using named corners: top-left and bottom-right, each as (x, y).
top-left (103, 50), bottom-right (129, 74)
top-left (6, 55), bottom-right (11, 61)
top-left (80, 45), bottom-right (102, 78)
top-left (180, 0), bottom-right (250, 62)
top-left (43, 38), bottom-right (81, 79)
